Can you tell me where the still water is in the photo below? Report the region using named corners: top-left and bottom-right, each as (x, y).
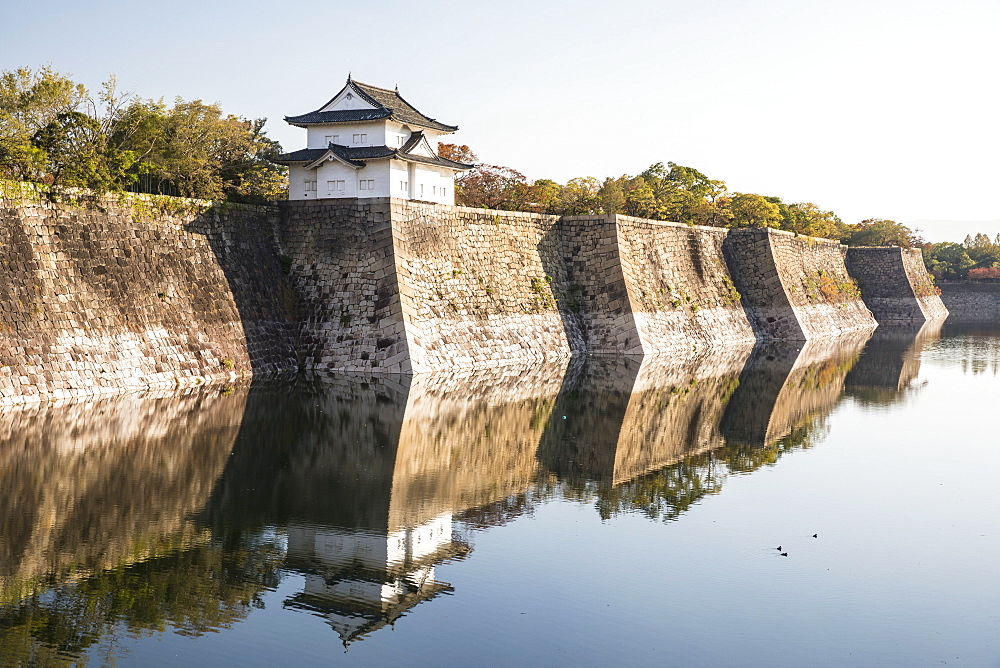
top-left (1, 323), bottom-right (999, 666)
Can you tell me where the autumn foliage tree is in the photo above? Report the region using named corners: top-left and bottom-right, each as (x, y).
top-left (0, 66), bottom-right (287, 202)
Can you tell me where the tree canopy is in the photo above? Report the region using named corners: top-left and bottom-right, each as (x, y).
top-left (0, 66), bottom-right (286, 202)
top-left (440, 142), bottom-right (926, 250)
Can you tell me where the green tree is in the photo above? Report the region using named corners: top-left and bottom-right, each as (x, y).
top-left (963, 232), bottom-right (1000, 270)
top-left (531, 178), bottom-right (563, 212)
top-left (729, 193), bottom-right (783, 228)
top-left (31, 110), bottom-right (135, 190)
top-left (781, 202), bottom-right (846, 239)
top-left (0, 66), bottom-right (87, 181)
top-left (557, 176), bottom-right (601, 215)
top-left (923, 242), bottom-right (974, 279)
top-left (840, 219), bottom-right (923, 247)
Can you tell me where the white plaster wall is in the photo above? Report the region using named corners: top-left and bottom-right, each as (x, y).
top-left (289, 164), bottom-right (315, 201)
top-left (306, 122), bottom-right (386, 149)
top-left (389, 161), bottom-right (410, 199)
top-left (313, 161), bottom-right (392, 199)
top-left (412, 165), bottom-right (454, 205)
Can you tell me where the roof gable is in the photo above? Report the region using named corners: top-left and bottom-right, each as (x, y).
top-left (285, 76), bottom-right (459, 132)
top-left (319, 83), bottom-right (379, 113)
top-left (403, 132), bottom-right (438, 158)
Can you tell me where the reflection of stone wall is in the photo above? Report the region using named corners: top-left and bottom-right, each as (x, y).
top-left (538, 347), bottom-right (753, 485)
top-left (721, 333), bottom-right (870, 446)
top-left (0, 385), bottom-right (247, 601)
top-left (844, 321), bottom-right (942, 403)
top-left (845, 247), bottom-right (948, 322)
top-left (207, 364), bottom-right (567, 533)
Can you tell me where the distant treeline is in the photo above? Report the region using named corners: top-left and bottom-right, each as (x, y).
top-left (440, 144), bottom-right (1000, 281)
top-left (923, 234), bottom-right (1000, 281)
top-left (439, 143), bottom-right (925, 250)
top-left (0, 66), bottom-right (287, 203)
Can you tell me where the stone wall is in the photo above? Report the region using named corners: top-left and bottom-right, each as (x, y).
top-left (845, 247), bottom-right (948, 322)
top-left (612, 216), bottom-right (757, 352)
top-left (0, 187), bottom-right (948, 396)
top-left (278, 199), bottom-right (412, 372)
top-left (937, 282), bottom-right (1000, 322)
top-left (390, 203), bottom-right (579, 371)
top-left (0, 183), bottom-right (296, 406)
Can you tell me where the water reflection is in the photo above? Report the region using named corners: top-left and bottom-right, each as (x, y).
top-left (843, 320), bottom-right (942, 404)
top-left (0, 325), bottom-right (955, 658)
top-left (935, 322), bottom-right (1000, 374)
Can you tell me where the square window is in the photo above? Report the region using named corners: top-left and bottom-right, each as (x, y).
top-left (332, 135), bottom-right (339, 144)
top-left (304, 180), bottom-right (316, 191)
top-left (353, 134), bottom-right (361, 143)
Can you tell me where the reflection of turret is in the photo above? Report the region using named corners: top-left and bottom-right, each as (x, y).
top-left (844, 320), bottom-right (943, 405)
top-left (205, 363), bottom-right (568, 645)
top-left (284, 516), bottom-right (461, 646)
top-left (538, 346), bottom-right (754, 485)
top-left (0, 386), bottom-right (247, 603)
top-left (720, 332), bottom-right (871, 446)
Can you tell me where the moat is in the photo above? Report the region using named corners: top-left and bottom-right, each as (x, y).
top-left (1, 322), bottom-right (998, 666)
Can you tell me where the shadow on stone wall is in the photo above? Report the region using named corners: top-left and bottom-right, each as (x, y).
top-left (186, 203), bottom-right (298, 375)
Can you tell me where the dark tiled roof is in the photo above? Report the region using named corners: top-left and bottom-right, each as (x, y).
top-left (285, 78), bottom-right (459, 132)
top-left (275, 143), bottom-right (472, 171)
top-left (274, 148), bottom-right (327, 163)
top-left (397, 151), bottom-right (473, 170)
top-left (283, 108), bottom-right (391, 125)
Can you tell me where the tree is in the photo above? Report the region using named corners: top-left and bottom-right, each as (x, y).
top-left (1, 66), bottom-right (288, 201)
top-left (962, 232), bottom-right (1000, 270)
top-left (0, 66), bottom-right (87, 181)
top-left (31, 111), bottom-right (136, 191)
top-left (455, 163), bottom-right (535, 210)
top-left (782, 202), bottom-right (846, 239)
top-left (557, 176), bottom-right (601, 215)
top-left (922, 242), bottom-right (974, 279)
top-left (729, 193), bottom-right (783, 228)
top-left (840, 219), bottom-right (923, 247)
top-left (437, 142), bottom-right (477, 164)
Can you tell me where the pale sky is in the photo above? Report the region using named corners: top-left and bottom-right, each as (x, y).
top-left (4, 0), bottom-right (998, 236)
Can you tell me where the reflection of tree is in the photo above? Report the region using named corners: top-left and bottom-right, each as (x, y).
top-left (588, 413), bottom-right (830, 523)
top-left (0, 534), bottom-right (283, 663)
top-left (593, 452), bottom-right (725, 522)
top-left (936, 324), bottom-right (1000, 375)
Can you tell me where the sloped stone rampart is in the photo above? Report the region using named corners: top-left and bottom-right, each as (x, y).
top-left (613, 216), bottom-right (756, 352)
top-left (389, 202), bottom-right (579, 371)
top-left (0, 185), bottom-right (296, 406)
top-left (726, 228), bottom-right (877, 339)
top-left (845, 247), bottom-right (948, 322)
top-left (278, 199), bottom-right (412, 372)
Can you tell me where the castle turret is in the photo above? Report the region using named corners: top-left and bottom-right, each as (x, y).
top-left (275, 76), bottom-right (472, 204)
